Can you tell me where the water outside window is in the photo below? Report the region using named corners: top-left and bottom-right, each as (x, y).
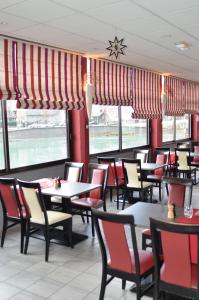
top-left (7, 101), bottom-right (68, 168)
top-left (121, 106), bottom-right (147, 148)
top-left (162, 116), bottom-right (175, 142)
top-left (176, 115), bottom-right (190, 140)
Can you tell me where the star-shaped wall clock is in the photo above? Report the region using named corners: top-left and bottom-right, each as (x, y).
top-left (106, 36), bottom-right (127, 59)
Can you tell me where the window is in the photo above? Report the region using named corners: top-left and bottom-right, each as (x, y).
top-left (162, 116), bottom-right (175, 142)
top-left (0, 104), bottom-right (5, 170)
top-left (162, 115), bottom-right (190, 142)
top-left (7, 101), bottom-right (68, 168)
top-left (89, 105), bottom-right (148, 154)
top-left (176, 115), bottom-right (190, 140)
top-left (89, 105), bottom-right (119, 154)
top-left (121, 107), bottom-right (147, 148)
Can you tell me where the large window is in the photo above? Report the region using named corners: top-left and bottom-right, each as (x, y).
top-left (162, 114), bottom-right (190, 142)
top-left (0, 100), bottom-right (68, 170)
top-left (89, 105), bottom-right (148, 154)
top-left (121, 107), bottom-right (147, 148)
top-left (89, 105), bottom-right (119, 154)
top-left (0, 104), bottom-right (5, 170)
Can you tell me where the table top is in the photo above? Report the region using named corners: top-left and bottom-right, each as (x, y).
top-left (141, 163), bottom-right (167, 171)
top-left (120, 202), bottom-right (184, 228)
top-left (41, 181), bottom-right (101, 198)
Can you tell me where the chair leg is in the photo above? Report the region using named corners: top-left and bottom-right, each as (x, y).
top-left (1, 215), bottom-right (7, 248)
top-left (150, 187), bottom-right (153, 203)
top-left (122, 189), bottom-right (127, 210)
top-left (91, 213), bottom-right (95, 237)
top-left (142, 234), bottom-right (147, 250)
top-left (110, 188), bottom-right (112, 202)
top-left (81, 214), bottom-right (85, 223)
top-left (136, 281), bottom-right (141, 300)
top-left (99, 268), bottom-right (107, 300)
top-left (64, 219), bottom-right (73, 248)
top-left (44, 227), bottom-right (50, 262)
top-left (86, 211), bottom-right (89, 224)
top-left (116, 187), bottom-right (119, 210)
top-left (20, 220), bottom-right (26, 254)
top-left (159, 183), bottom-right (161, 202)
top-left (122, 279), bottom-right (126, 290)
top-left (24, 221), bottom-right (30, 254)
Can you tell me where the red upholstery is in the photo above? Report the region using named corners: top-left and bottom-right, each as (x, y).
top-left (168, 184), bottom-right (185, 208)
top-left (71, 197), bottom-right (103, 208)
top-left (142, 228), bottom-right (151, 236)
top-left (193, 146), bottom-right (199, 163)
top-left (0, 183), bottom-right (20, 218)
top-left (89, 169), bottom-right (104, 199)
top-left (161, 231), bottom-right (193, 288)
top-left (170, 152), bottom-right (176, 164)
top-left (102, 220), bottom-right (153, 274)
top-left (154, 154), bottom-right (166, 176)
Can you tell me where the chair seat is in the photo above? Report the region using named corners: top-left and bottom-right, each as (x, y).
top-left (51, 195), bottom-right (78, 203)
top-left (127, 181), bottom-right (153, 189)
top-left (160, 263), bottom-right (197, 289)
top-left (31, 211), bottom-right (72, 225)
top-left (108, 249), bottom-right (154, 275)
top-left (178, 166), bottom-right (196, 171)
top-left (142, 228), bottom-right (151, 236)
top-left (71, 197), bottom-right (103, 208)
top-left (147, 174), bottom-right (162, 181)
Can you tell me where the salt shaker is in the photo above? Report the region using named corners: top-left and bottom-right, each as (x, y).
top-left (168, 204), bottom-right (175, 219)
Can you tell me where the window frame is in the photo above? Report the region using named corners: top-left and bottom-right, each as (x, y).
top-left (0, 100), bottom-right (70, 174)
top-left (89, 105), bottom-right (149, 157)
top-left (162, 114), bottom-right (191, 144)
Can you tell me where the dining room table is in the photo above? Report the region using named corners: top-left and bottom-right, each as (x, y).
top-left (32, 178), bottom-right (101, 246)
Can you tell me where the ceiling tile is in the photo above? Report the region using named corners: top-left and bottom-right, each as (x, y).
top-left (0, 0), bottom-right (25, 10)
top-left (0, 11), bottom-right (36, 32)
top-left (2, 0), bottom-right (76, 22)
top-left (50, 0), bottom-right (122, 12)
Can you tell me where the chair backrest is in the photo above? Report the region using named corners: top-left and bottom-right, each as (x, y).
top-left (150, 218), bottom-right (199, 290)
top-left (154, 153), bottom-right (167, 176)
top-left (133, 149), bottom-right (149, 163)
top-left (18, 180), bottom-right (48, 224)
top-left (97, 157), bottom-right (117, 187)
top-left (64, 162), bottom-right (84, 182)
top-left (175, 148), bottom-right (191, 169)
top-left (0, 177), bottom-right (22, 219)
top-left (121, 159), bottom-right (141, 187)
top-left (87, 163), bottom-right (108, 200)
top-left (193, 145), bottom-right (199, 163)
top-left (92, 209), bottom-right (141, 275)
top-left (162, 177), bottom-right (193, 208)
top-left (177, 142), bottom-right (190, 149)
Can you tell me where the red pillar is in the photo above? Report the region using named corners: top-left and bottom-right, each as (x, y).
top-left (70, 108), bottom-right (89, 179)
top-left (150, 119), bottom-right (162, 158)
top-left (191, 114), bottom-right (199, 141)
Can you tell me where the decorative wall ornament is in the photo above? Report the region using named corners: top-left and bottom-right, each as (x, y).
top-left (106, 36), bottom-right (127, 59)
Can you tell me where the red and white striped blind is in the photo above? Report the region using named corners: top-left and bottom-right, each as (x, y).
top-left (0, 38), bottom-right (86, 110)
top-left (90, 58), bottom-right (132, 106)
top-left (164, 76), bottom-right (185, 116)
top-left (184, 81), bottom-right (199, 114)
top-left (131, 68), bottom-right (162, 119)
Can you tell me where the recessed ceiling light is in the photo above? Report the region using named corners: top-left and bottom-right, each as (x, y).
top-left (175, 41), bottom-right (190, 51)
top-left (0, 21), bottom-right (8, 25)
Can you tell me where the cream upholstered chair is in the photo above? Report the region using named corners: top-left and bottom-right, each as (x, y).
top-left (121, 159), bottom-right (153, 209)
top-left (51, 162), bottom-right (84, 206)
top-left (175, 148), bottom-right (196, 184)
top-left (18, 180), bottom-right (73, 262)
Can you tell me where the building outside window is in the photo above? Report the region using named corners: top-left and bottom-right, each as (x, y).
top-left (0, 104), bottom-right (4, 170)
top-left (1, 100), bottom-right (68, 170)
top-left (162, 114), bottom-right (190, 142)
top-left (89, 105), bottom-right (148, 154)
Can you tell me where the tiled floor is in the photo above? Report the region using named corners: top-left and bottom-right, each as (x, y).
top-left (0, 185), bottom-right (199, 300)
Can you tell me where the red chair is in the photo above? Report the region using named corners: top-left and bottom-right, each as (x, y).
top-left (147, 152), bottom-right (168, 202)
top-left (0, 177), bottom-right (26, 253)
top-left (191, 145), bottom-right (199, 166)
top-left (92, 209), bottom-right (154, 300)
top-left (71, 163), bottom-right (108, 237)
top-left (97, 157), bottom-right (124, 210)
top-left (142, 177), bottom-right (193, 250)
top-left (150, 218), bottom-right (199, 299)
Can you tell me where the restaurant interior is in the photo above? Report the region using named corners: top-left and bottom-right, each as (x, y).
top-left (1, 0), bottom-right (199, 299)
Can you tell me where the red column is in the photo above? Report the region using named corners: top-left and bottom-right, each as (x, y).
top-left (150, 119), bottom-right (162, 159)
top-left (191, 114), bottom-right (199, 141)
top-left (70, 108), bottom-right (89, 179)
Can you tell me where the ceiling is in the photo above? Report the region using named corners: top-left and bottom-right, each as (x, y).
top-left (0, 0), bottom-right (199, 81)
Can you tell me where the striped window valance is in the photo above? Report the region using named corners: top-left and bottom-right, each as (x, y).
top-left (0, 37), bottom-right (86, 110)
top-left (90, 58), bottom-right (132, 106)
top-left (164, 76), bottom-right (184, 116)
top-left (131, 68), bottom-right (162, 119)
top-left (184, 81), bottom-right (199, 114)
